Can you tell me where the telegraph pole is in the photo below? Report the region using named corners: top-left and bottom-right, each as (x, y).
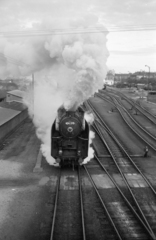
top-left (32, 73), bottom-right (34, 116)
top-left (128, 71), bottom-right (131, 88)
top-left (145, 65), bottom-right (150, 92)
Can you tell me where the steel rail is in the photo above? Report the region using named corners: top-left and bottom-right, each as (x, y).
top-left (136, 99), bottom-right (156, 118)
top-left (113, 96), bottom-right (156, 141)
top-left (83, 165), bottom-right (123, 240)
top-left (122, 95), bottom-right (156, 124)
top-left (78, 167), bottom-right (86, 240)
top-left (115, 99), bottom-right (156, 151)
top-left (96, 93), bottom-right (156, 151)
top-left (92, 120), bottom-right (156, 239)
top-left (85, 100), bottom-right (156, 237)
top-left (87, 99), bottom-right (156, 196)
top-left (103, 89), bottom-right (156, 124)
top-left (97, 91), bottom-right (156, 140)
top-left (120, 92), bottom-right (156, 119)
top-left (105, 88), bottom-right (156, 125)
top-left (50, 169), bottom-right (61, 240)
top-left (94, 151), bottom-right (155, 239)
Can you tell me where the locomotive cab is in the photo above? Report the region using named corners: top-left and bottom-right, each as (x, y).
top-left (51, 106), bottom-right (89, 167)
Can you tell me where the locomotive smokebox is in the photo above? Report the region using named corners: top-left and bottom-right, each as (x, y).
top-left (60, 114), bottom-right (82, 138)
top-left (51, 105), bottom-right (89, 167)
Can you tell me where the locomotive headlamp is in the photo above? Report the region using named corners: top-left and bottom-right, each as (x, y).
top-left (77, 150), bottom-right (81, 156)
top-left (59, 149), bottom-right (63, 156)
top-left (67, 127), bottom-right (73, 132)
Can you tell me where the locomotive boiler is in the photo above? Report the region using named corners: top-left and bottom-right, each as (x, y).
top-left (51, 105), bottom-right (89, 167)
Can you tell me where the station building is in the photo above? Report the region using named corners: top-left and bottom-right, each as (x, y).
top-left (6, 90), bottom-right (25, 103)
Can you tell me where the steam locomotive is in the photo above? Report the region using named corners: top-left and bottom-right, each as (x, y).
top-left (51, 105), bottom-right (89, 167)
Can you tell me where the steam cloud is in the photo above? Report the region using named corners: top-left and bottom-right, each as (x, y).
top-left (0, 15), bottom-right (109, 165)
top-left (83, 112), bottom-right (95, 164)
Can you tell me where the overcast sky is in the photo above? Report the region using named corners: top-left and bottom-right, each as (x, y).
top-left (0, 0), bottom-right (156, 73)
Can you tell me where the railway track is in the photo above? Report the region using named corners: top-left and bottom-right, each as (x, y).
top-left (85, 155), bottom-right (155, 239)
top-left (49, 166), bottom-right (121, 240)
top-left (85, 100), bottom-right (156, 238)
top-left (49, 164), bottom-right (124, 240)
top-left (87, 99), bottom-right (156, 194)
top-left (96, 92), bottom-right (156, 152)
top-left (50, 168), bottom-right (85, 240)
top-left (101, 89), bottom-right (156, 126)
top-left (81, 166), bottom-right (120, 240)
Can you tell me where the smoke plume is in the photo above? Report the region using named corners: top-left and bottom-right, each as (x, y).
top-left (0, 15), bottom-right (109, 165)
top-left (82, 112), bottom-right (95, 164)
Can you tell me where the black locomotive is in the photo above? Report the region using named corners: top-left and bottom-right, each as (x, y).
top-left (51, 105), bottom-right (89, 167)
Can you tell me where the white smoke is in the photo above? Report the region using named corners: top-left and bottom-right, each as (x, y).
top-left (82, 130), bottom-right (95, 165)
top-left (84, 111), bottom-right (94, 125)
top-left (81, 112), bottom-right (95, 164)
top-left (0, 15), bottom-right (109, 165)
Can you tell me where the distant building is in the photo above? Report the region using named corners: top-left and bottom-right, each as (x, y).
top-left (0, 90), bottom-right (6, 102)
top-left (137, 83), bottom-right (146, 89)
top-left (114, 74), bottom-right (129, 82)
top-left (114, 72), bottom-right (156, 83)
top-left (0, 81), bottom-right (18, 91)
top-left (6, 90), bottom-right (25, 103)
top-left (104, 78), bottom-right (114, 85)
top-left (0, 78), bottom-right (31, 91)
top-left (106, 71), bottom-right (156, 86)
top-left (105, 71), bottom-right (115, 85)
top-left (135, 71), bottom-right (156, 79)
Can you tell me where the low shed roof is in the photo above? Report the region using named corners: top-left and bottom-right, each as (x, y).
top-left (0, 107), bottom-right (20, 126)
top-left (0, 90), bottom-right (6, 99)
top-left (0, 101), bottom-right (27, 111)
top-left (7, 90), bottom-right (25, 98)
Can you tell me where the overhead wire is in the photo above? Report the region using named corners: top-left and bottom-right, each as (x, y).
top-left (0, 56), bottom-right (23, 66)
top-left (0, 53), bottom-right (26, 66)
top-left (0, 23), bottom-right (156, 32)
top-left (0, 24), bottom-right (156, 38)
top-left (0, 53), bottom-right (30, 67)
top-left (0, 23), bottom-right (155, 67)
